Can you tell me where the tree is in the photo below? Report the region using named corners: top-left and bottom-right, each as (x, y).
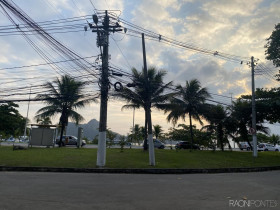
top-left (203, 105), bottom-right (232, 151)
top-left (166, 124), bottom-right (213, 149)
top-left (113, 67), bottom-right (173, 150)
top-left (253, 88), bottom-right (280, 123)
top-left (129, 124), bottom-right (144, 145)
top-left (0, 102), bottom-right (26, 138)
top-left (106, 128), bottom-right (116, 148)
top-left (265, 23), bottom-right (280, 67)
top-left (35, 75), bottom-right (95, 146)
top-left (229, 99), bottom-right (269, 149)
top-left (160, 79), bottom-right (211, 151)
top-left (153, 124), bottom-right (163, 139)
top-left (270, 134), bottom-right (280, 146)
top-left (36, 116), bottom-right (52, 125)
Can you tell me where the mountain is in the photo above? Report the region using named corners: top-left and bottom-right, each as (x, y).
top-left (66, 119), bottom-right (99, 140)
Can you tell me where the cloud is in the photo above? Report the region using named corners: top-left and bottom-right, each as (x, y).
top-left (1, 0), bottom-right (280, 135)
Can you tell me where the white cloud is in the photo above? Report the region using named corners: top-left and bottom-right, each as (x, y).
top-left (1, 0), bottom-right (280, 135)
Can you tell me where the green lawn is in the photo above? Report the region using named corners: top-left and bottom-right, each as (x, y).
top-left (0, 146), bottom-right (279, 168)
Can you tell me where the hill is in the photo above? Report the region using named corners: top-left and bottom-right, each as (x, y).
top-left (66, 119), bottom-right (99, 140)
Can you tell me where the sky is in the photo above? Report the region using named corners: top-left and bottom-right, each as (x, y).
top-left (0, 0), bottom-right (280, 136)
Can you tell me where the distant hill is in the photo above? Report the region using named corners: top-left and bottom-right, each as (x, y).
top-left (66, 119), bottom-right (99, 140)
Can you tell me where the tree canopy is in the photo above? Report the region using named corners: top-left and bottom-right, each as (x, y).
top-left (0, 102), bottom-right (26, 138)
top-left (265, 23), bottom-right (280, 67)
top-left (35, 75), bottom-right (95, 146)
top-left (113, 66), bottom-right (173, 150)
top-left (160, 79), bottom-right (211, 150)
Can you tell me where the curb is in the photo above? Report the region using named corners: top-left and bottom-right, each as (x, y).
top-left (1, 166), bottom-right (280, 174)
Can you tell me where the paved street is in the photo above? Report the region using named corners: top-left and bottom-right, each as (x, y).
top-left (0, 171), bottom-right (279, 210)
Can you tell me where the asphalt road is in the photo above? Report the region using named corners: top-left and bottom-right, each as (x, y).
top-left (0, 171), bottom-right (279, 210)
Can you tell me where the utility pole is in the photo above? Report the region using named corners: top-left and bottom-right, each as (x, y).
top-left (142, 33), bottom-right (155, 166)
top-left (229, 93), bottom-right (235, 148)
top-left (251, 56), bottom-right (257, 157)
top-left (23, 86), bottom-right (31, 140)
top-left (89, 11), bottom-right (122, 167)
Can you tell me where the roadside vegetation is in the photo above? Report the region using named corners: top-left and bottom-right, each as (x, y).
top-left (0, 147), bottom-right (279, 169)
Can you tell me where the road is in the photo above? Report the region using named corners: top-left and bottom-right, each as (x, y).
top-left (0, 171), bottom-right (279, 210)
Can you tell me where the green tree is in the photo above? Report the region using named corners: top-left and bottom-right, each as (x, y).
top-left (252, 88), bottom-right (280, 123)
top-left (203, 105), bottom-right (232, 151)
top-left (0, 102), bottom-right (25, 138)
top-left (36, 116), bottom-right (52, 125)
top-left (270, 134), bottom-right (280, 146)
top-left (166, 125), bottom-right (190, 141)
top-left (153, 124), bottom-right (163, 139)
top-left (166, 124), bottom-right (212, 149)
top-left (113, 67), bottom-right (173, 150)
top-left (119, 135), bottom-right (126, 152)
top-left (160, 79), bottom-right (211, 151)
top-left (129, 124), bottom-right (144, 145)
top-left (35, 75), bottom-right (95, 146)
top-left (265, 23), bottom-right (280, 67)
top-left (92, 135), bottom-right (98, 144)
top-left (106, 128), bottom-right (117, 148)
top-left (229, 99), bottom-right (269, 149)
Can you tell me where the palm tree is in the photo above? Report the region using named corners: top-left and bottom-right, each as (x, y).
top-left (35, 75), bottom-right (95, 146)
top-left (36, 116), bottom-right (52, 125)
top-left (113, 67), bottom-right (173, 150)
top-left (106, 128), bottom-right (116, 148)
top-left (229, 99), bottom-right (269, 149)
top-left (130, 124), bottom-right (143, 145)
top-left (203, 104), bottom-right (232, 151)
top-left (161, 79), bottom-right (211, 151)
top-left (153, 124), bottom-right (163, 139)
top-left (271, 134), bottom-right (280, 146)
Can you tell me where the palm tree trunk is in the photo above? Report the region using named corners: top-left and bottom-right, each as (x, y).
top-left (241, 123), bottom-right (253, 150)
top-left (189, 112), bottom-right (194, 151)
top-left (59, 124), bottom-right (64, 147)
top-left (218, 124), bottom-right (224, 151)
top-left (227, 139), bottom-right (232, 151)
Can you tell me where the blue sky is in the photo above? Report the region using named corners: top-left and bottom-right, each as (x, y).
top-left (0, 0), bottom-right (279, 135)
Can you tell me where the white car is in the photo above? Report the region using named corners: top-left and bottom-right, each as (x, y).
top-left (239, 142), bottom-right (251, 151)
top-left (274, 145), bottom-right (280, 152)
top-left (257, 143), bottom-right (275, 151)
top-left (144, 139), bottom-right (165, 149)
top-left (6, 137), bottom-right (15, 142)
top-left (56, 135), bottom-right (86, 147)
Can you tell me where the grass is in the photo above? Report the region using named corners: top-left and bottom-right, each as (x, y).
top-left (0, 146), bottom-right (280, 168)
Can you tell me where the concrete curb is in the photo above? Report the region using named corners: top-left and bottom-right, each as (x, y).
top-left (1, 166), bottom-right (280, 174)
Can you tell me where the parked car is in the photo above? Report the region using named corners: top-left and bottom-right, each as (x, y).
top-left (239, 142), bottom-right (251, 151)
top-left (257, 143), bottom-right (275, 151)
top-left (125, 142), bottom-right (132, 147)
top-left (19, 136), bottom-right (29, 142)
top-left (274, 145), bottom-right (280, 152)
top-left (56, 135), bottom-right (86, 147)
top-left (145, 139), bottom-right (165, 149)
top-left (175, 141), bottom-right (200, 150)
top-left (6, 137), bottom-right (15, 142)
top-left (154, 139), bottom-right (165, 149)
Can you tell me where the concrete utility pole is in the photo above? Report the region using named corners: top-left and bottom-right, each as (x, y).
top-left (23, 86), bottom-right (31, 139)
top-left (141, 33), bottom-right (155, 166)
top-left (251, 56), bottom-right (258, 157)
top-left (89, 11), bottom-right (122, 167)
